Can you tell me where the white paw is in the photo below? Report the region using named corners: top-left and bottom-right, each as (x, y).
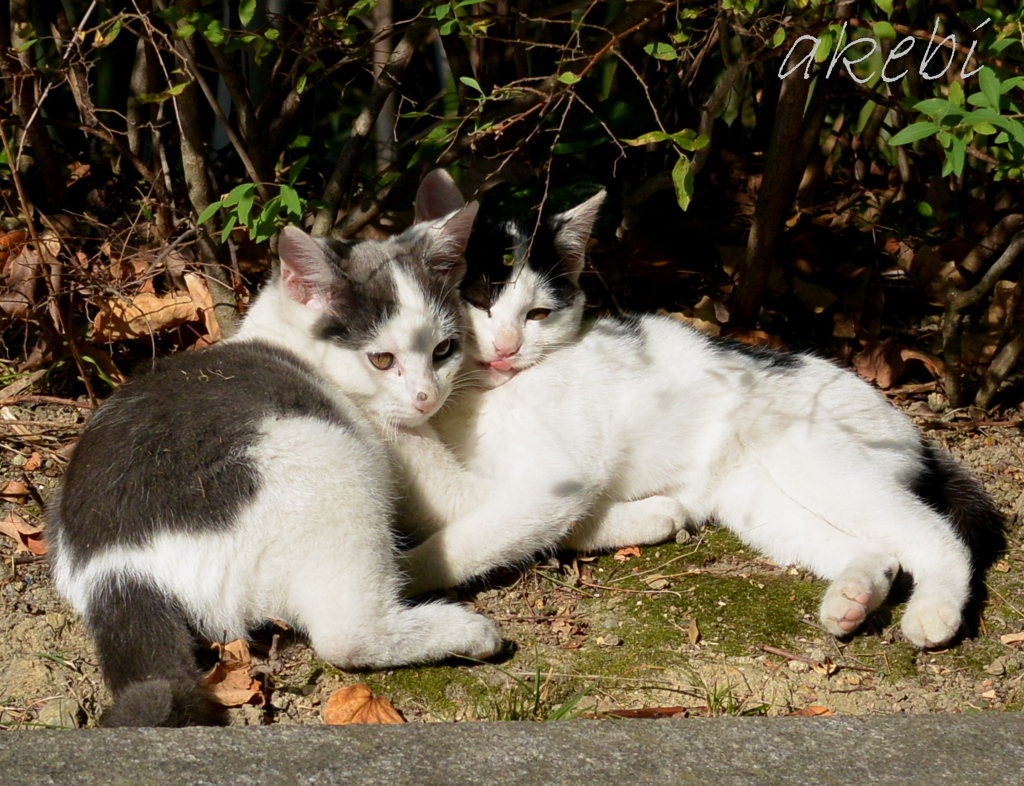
top-left (448, 610), bottom-right (504, 660)
top-left (819, 584), bottom-right (875, 637)
top-left (625, 496), bottom-right (691, 545)
top-left (900, 597), bottom-right (962, 649)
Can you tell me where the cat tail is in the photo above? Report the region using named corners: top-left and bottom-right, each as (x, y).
top-left (88, 574), bottom-right (221, 727)
top-left (911, 442), bottom-right (1007, 572)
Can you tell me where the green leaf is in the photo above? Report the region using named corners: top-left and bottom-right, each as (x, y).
top-left (875, 0), bottom-right (893, 15)
top-left (771, 27), bottom-right (786, 48)
top-left (643, 42), bottom-right (678, 61)
top-left (173, 23), bottom-right (196, 40)
top-left (280, 184), bottom-right (303, 218)
top-left (166, 81), bottom-right (189, 97)
top-left (239, 0), bottom-right (256, 27)
top-left (873, 21), bottom-right (896, 40)
top-left (913, 98), bottom-right (950, 115)
top-left (1001, 76), bottom-right (1024, 94)
top-left (440, 19), bottom-right (457, 35)
top-left (623, 131), bottom-right (673, 146)
top-left (236, 190), bottom-right (255, 227)
top-left (459, 76), bottom-right (483, 94)
top-left (220, 214), bottom-right (238, 243)
top-left (973, 122), bottom-right (997, 135)
top-left (197, 201), bottom-right (223, 225)
top-left (949, 135), bottom-right (967, 176)
top-left (671, 154), bottom-right (695, 212)
top-left (948, 81), bottom-right (964, 108)
top-left (979, 68), bottom-right (1001, 110)
top-left (222, 183), bottom-right (256, 207)
top-left (558, 72), bottom-right (581, 85)
top-left (202, 19), bottom-right (225, 46)
top-left (889, 122), bottom-right (939, 145)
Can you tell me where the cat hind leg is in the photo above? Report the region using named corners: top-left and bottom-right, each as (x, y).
top-left (307, 600), bottom-right (503, 669)
top-left (819, 553), bottom-right (899, 638)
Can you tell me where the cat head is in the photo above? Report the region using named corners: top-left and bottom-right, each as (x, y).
top-left (415, 170), bottom-right (604, 388)
top-left (258, 205), bottom-right (477, 428)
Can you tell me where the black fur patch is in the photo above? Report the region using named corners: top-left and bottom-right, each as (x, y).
top-left (909, 441), bottom-right (1006, 571)
top-left (313, 239), bottom-right (399, 349)
top-left (88, 576), bottom-right (221, 727)
top-left (314, 234), bottom-right (464, 348)
top-left (55, 340), bottom-right (352, 561)
top-left (717, 338), bottom-right (805, 371)
top-left (461, 187), bottom-right (581, 311)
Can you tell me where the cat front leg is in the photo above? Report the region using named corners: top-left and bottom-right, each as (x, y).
top-left (398, 488), bottom-right (588, 596)
top-left (388, 424), bottom-right (495, 539)
top-left (562, 496), bottom-right (697, 552)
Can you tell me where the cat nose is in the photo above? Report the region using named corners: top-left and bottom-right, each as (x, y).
top-left (415, 390), bottom-right (437, 414)
top-left (493, 341), bottom-right (520, 359)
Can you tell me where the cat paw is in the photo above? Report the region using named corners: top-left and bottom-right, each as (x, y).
top-left (819, 586), bottom-right (874, 637)
top-left (443, 608), bottom-right (504, 660)
top-left (900, 597), bottom-right (962, 649)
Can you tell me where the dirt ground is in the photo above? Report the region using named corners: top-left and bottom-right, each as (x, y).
top-left (2, 392), bottom-right (1023, 729)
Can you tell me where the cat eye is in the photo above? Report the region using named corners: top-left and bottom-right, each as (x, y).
top-left (433, 338), bottom-right (457, 361)
top-left (367, 352), bottom-right (395, 371)
top-left (526, 308), bottom-right (552, 321)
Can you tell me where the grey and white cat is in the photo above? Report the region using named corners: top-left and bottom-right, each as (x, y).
top-left (394, 171), bottom-right (1003, 650)
top-left (47, 208), bottom-right (502, 726)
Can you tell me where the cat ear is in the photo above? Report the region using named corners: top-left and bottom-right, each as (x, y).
top-left (551, 190), bottom-right (605, 284)
top-left (421, 201), bottom-right (479, 286)
top-left (415, 169), bottom-right (466, 223)
top-left (277, 225), bottom-right (337, 309)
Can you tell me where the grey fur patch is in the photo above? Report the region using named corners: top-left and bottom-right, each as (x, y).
top-left (53, 340), bottom-right (354, 562)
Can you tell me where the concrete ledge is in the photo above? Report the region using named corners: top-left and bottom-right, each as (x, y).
top-left (2, 715), bottom-right (1022, 785)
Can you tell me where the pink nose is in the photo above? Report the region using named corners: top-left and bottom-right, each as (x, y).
top-left (493, 343), bottom-right (519, 360)
top-left (415, 391), bottom-right (437, 414)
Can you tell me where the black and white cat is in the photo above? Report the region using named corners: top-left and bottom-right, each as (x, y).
top-left (395, 171), bottom-right (1003, 650)
top-left (47, 208), bottom-right (503, 727)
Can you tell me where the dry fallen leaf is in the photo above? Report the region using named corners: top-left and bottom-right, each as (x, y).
top-left (613, 546), bottom-right (642, 562)
top-left (323, 684), bottom-right (405, 726)
top-left (853, 338), bottom-right (906, 389)
top-left (23, 452), bottom-right (42, 472)
top-left (787, 705), bottom-right (834, 717)
top-left (1000, 632), bottom-right (1024, 646)
top-left (0, 512), bottom-right (47, 555)
top-left (688, 618), bottom-right (701, 646)
top-left (203, 639), bottom-right (264, 708)
top-left (0, 480), bottom-right (29, 503)
top-left (92, 290), bottom-right (198, 343)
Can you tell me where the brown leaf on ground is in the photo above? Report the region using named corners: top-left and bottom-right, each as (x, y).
top-left (787, 705), bottom-right (834, 717)
top-left (600, 706), bottom-right (686, 719)
top-left (203, 639), bottom-right (264, 708)
top-left (92, 290), bottom-right (198, 343)
top-left (613, 546), bottom-right (642, 562)
top-left (0, 513), bottom-right (47, 555)
top-left (853, 338), bottom-right (906, 389)
top-left (899, 348), bottom-right (945, 381)
top-left (184, 273), bottom-right (222, 345)
top-left (323, 684), bottom-right (405, 725)
top-left (23, 452), bottom-right (42, 472)
top-left (688, 618), bottom-right (701, 646)
top-left (721, 326), bottom-right (787, 351)
top-left (0, 480), bottom-right (29, 503)
top-left (1000, 632), bottom-right (1024, 646)
top-left (0, 244), bottom-right (42, 320)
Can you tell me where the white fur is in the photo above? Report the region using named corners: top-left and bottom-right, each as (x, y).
top-left (396, 314), bottom-right (973, 649)
top-left (54, 219), bottom-right (501, 674)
